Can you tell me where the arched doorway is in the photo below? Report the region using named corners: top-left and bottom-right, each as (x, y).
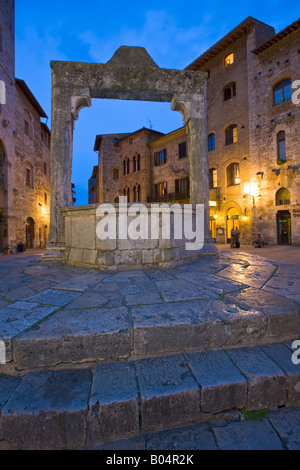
top-left (26, 218), bottom-right (35, 249)
top-left (226, 207), bottom-right (240, 244)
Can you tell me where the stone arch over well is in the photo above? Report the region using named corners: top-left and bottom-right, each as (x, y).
top-left (45, 46), bottom-right (217, 262)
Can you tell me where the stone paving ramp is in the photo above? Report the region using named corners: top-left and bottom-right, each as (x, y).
top-left (0, 251), bottom-right (300, 449)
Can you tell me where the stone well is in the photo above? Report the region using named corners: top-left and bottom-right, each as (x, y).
top-left (61, 202), bottom-right (217, 270)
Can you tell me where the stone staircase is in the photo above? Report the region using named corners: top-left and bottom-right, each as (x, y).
top-left (0, 253), bottom-right (300, 449)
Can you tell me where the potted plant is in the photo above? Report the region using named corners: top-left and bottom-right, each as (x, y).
top-left (3, 246), bottom-right (11, 255)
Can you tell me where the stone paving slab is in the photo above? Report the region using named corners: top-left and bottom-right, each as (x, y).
top-left (225, 288), bottom-right (299, 341)
top-left (217, 263), bottom-right (277, 289)
top-left (268, 407), bottom-right (300, 450)
top-left (132, 300), bottom-right (268, 357)
top-left (226, 347), bottom-right (287, 410)
top-left (212, 418), bottom-right (284, 450)
top-left (136, 355), bottom-right (200, 431)
top-left (186, 350), bottom-right (247, 413)
top-left (13, 307), bottom-right (132, 369)
top-left (1, 369), bottom-right (92, 450)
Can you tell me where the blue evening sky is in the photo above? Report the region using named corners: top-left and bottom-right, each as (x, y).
top-left (15, 0), bottom-right (300, 205)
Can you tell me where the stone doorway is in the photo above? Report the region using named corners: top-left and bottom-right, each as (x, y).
top-left (277, 210), bottom-right (291, 245)
top-left (26, 217), bottom-right (35, 249)
top-left (226, 208), bottom-right (240, 244)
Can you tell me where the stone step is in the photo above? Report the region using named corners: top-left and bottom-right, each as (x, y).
top-left (1, 341), bottom-right (300, 450)
top-left (2, 289), bottom-right (298, 373)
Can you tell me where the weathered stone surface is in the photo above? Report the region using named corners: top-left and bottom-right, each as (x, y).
top-left (175, 271), bottom-right (248, 293)
top-left (136, 355), bottom-right (200, 430)
top-left (154, 279), bottom-right (209, 302)
top-left (24, 289), bottom-right (82, 306)
top-left (88, 361), bottom-right (139, 442)
top-left (132, 300), bottom-right (267, 356)
top-left (13, 307), bottom-right (132, 369)
top-left (186, 350), bottom-right (247, 413)
top-left (1, 369), bottom-right (92, 450)
top-left (268, 407), bottom-right (300, 450)
top-left (217, 263), bottom-right (276, 288)
top-left (147, 422), bottom-right (217, 450)
top-left (225, 287), bottom-right (299, 340)
top-left (212, 418), bottom-right (284, 450)
top-left (0, 376), bottom-right (21, 412)
top-left (226, 346), bottom-right (287, 410)
top-left (260, 343), bottom-right (300, 405)
top-left (125, 292), bottom-right (163, 306)
top-left (53, 271), bottom-right (106, 292)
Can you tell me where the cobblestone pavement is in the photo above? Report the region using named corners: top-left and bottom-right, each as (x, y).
top-left (0, 247), bottom-right (300, 450)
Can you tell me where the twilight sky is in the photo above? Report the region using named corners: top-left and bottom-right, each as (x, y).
top-left (14, 0), bottom-right (300, 205)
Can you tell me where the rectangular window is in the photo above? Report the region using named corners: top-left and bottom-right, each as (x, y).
top-left (154, 149), bottom-right (167, 166)
top-left (44, 162), bottom-right (47, 174)
top-left (24, 120), bottom-right (29, 136)
top-left (26, 168), bottom-right (31, 186)
top-left (44, 192), bottom-right (47, 205)
top-left (209, 169), bottom-right (217, 189)
top-left (178, 141), bottom-right (187, 158)
top-left (113, 168), bottom-right (119, 180)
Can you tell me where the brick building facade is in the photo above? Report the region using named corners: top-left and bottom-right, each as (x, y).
top-left (187, 16), bottom-right (300, 246)
top-left (0, 0), bottom-right (51, 252)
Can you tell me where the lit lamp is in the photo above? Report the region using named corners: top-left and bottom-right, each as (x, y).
top-left (214, 213), bottom-right (218, 219)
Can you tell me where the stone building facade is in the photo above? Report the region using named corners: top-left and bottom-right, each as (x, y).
top-left (0, 0), bottom-right (51, 252)
top-left (186, 16), bottom-right (300, 246)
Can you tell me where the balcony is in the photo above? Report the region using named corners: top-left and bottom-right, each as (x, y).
top-left (148, 191), bottom-right (190, 203)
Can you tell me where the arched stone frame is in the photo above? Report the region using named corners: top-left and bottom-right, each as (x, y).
top-left (46, 46), bottom-right (216, 258)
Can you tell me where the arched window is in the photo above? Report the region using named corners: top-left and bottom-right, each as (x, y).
top-left (276, 188), bottom-right (290, 206)
top-left (133, 156), bottom-right (137, 172)
top-left (274, 79), bottom-right (292, 105)
top-left (277, 131), bottom-right (286, 163)
top-left (209, 168), bottom-right (217, 189)
top-left (225, 125), bottom-right (237, 145)
top-left (137, 154), bottom-right (140, 171)
top-left (133, 185), bottom-right (137, 202)
top-left (224, 53), bottom-right (234, 68)
top-left (126, 158), bottom-right (130, 174)
top-left (224, 82), bottom-right (236, 101)
top-left (123, 160), bottom-right (126, 175)
top-left (227, 163), bottom-right (240, 186)
top-left (208, 133), bottom-right (215, 151)
top-left (137, 184), bottom-right (141, 202)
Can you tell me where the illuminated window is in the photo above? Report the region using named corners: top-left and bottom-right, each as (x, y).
top-left (209, 168), bottom-right (217, 189)
top-left (227, 163), bottom-right (240, 186)
top-left (225, 125), bottom-right (238, 145)
top-left (274, 79), bottom-right (292, 105)
top-left (224, 53), bottom-right (234, 68)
